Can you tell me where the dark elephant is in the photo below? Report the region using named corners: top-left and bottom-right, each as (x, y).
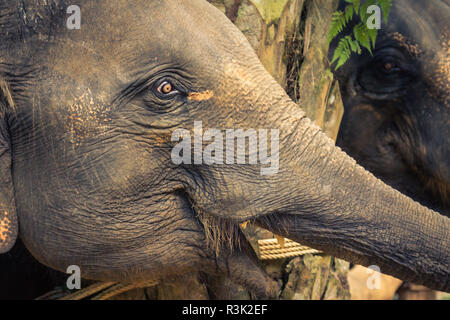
top-left (332, 0), bottom-right (449, 216)
top-left (0, 0), bottom-right (448, 298)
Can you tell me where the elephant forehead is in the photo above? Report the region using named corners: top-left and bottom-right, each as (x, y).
top-left (34, 0), bottom-right (258, 100)
top-left (389, 0), bottom-right (449, 51)
top-left (384, 30), bottom-right (449, 106)
top-left (385, 32), bottom-right (423, 57)
top-left (386, 1), bottom-right (449, 106)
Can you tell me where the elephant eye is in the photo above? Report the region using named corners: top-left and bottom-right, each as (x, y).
top-left (154, 79), bottom-right (179, 98)
top-left (158, 81), bottom-right (173, 94)
top-left (384, 63), bottom-right (394, 71)
top-left (373, 53), bottom-right (406, 75)
top-left (379, 60), bottom-right (402, 74)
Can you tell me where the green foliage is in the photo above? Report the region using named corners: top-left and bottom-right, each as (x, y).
top-left (328, 0), bottom-right (392, 69)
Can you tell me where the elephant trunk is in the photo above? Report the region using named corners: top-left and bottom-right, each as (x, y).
top-left (256, 111), bottom-right (450, 292)
top-left (193, 94), bottom-right (449, 292)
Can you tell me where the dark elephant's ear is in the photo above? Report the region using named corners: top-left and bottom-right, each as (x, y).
top-left (0, 79), bottom-right (18, 253)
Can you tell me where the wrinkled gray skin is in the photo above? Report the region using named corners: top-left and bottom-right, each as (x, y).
top-left (0, 0), bottom-right (448, 297)
top-left (333, 0), bottom-right (450, 217)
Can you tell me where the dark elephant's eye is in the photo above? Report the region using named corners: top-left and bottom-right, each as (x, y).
top-left (383, 62), bottom-right (396, 71)
top-left (357, 48), bottom-right (416, 98)
top-left (377, 59), bottom-right (402, 74)
top-left (154, 79), bottom-right (179, 98)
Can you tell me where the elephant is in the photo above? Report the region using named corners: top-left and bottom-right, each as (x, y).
top-left (330, 0), bottom-right (450, 300)
top-left (0, 0), bottom-right (448, 299)
top-left (332, 0), bottom-right (449, 217)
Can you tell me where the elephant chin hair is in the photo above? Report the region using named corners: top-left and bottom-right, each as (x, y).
top-left (195, 206), bottom-right (243, 256)
top-left (194, 202), bottom-right (287, 258)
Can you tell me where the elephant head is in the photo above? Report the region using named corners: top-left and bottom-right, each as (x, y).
top-left (0, 0), bottom-right (448, 297)
top-left (333, 0), bottom-right (450, 216)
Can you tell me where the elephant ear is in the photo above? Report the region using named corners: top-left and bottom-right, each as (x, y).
top-left (0, 78), bottom-right (18, 253)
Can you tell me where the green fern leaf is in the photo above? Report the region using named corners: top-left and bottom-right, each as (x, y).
top-left (332, 37), bottom-right (352, 69)
top-left (353, 0), bottom-right (361, 13)
top-left (346, 35), bottom-right (362, 54)
top-left (328, 0), bottom-right (392, 69)
top-left (378, 0), bottom-right (392, 24)
top-left (345, 4), bottom-right (354, 23)
top-left (368, 27), bottom-right (377, 48)
top-left (353, 22), bottom-right (372, 54)
top-left (327, 11), bottom-right (346, 44)
top-left (359, 0), bottom-right (376, 23)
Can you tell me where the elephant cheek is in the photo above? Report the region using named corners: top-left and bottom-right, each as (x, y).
top-left (339, 104), bottom-right (385, 155)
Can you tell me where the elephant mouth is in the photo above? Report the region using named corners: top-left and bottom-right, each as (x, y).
top-left (395, 142), bottom-right (450, 213)
top-left (176, 191), bottom-right (283, 298)
top-left (180, 188), bottom-right (284, 256)
top-left (380, 126), bottom-right (450, 215)
top-left (414, 165), bottom-right (450, 209)
top-left (195, 207), bottom-right (244, 255)
top-left (173, 188), bottom-right (245, 258)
